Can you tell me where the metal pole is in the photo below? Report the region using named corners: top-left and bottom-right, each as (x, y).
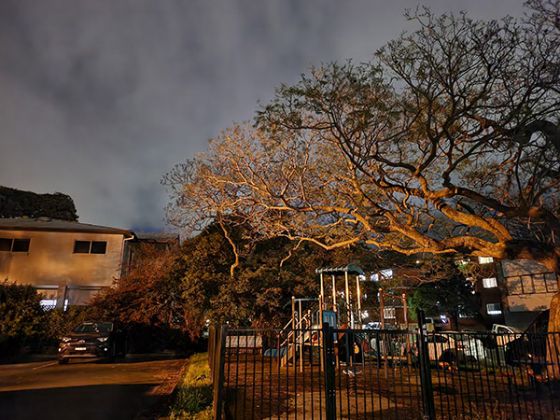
top-left (417, 309), bottom-right (436, 420)
top-left (379, 288), bottom-right (387, 379)
top-left (299, 299), bottom-right (303, 373)
top-left (292, 296), bottom-right (296, 367)
top-left (402, 293), bottom-right (408, 329)
top-left (320, 272), bottom-right (324, 310)
top-left (402, 292), bottom-right (411, 365)
top-left (379, 288), bottom-right (385, 330)
top-left (356, 275), bottom-right (362, 328)
top-left (212, 325), bottom-right (228, 420)
top-left (331, 275), bottom-right (337, 313)
top-left (345, 271), bottom-right (351, 328)
top-left (322, 322), bottom-right (337, 420)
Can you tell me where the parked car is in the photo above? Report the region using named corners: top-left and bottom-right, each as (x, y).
top-left (491, 324), bottom-right (522, 348)
top-left (505, 311), bottom-right (549, 369)
top-left (425, 333), bottom-right (485, 363)
top-left (58, 321), bottom-right (125, 364)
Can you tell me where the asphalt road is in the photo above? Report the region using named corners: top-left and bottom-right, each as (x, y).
top-left (0, 357), bottom-right (185, 420)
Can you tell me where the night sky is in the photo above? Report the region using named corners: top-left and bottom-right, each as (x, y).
top-left (0, 0), bottom-right (524, 231)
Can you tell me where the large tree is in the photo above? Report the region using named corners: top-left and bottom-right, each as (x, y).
top-left (164, 3), bottom-right (560, 337)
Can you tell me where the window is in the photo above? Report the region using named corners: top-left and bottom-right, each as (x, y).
top-left (91, 241), bottom-right (107, 254)
top-left (545, 273), bottom-right (559, 292)
top-left (506, 272), bottom-right (558, 295)
top-left (487, 303), bottom-right (502, 315)
top-left (0, 238), bottom-right (11, 251)
top-left (73, 240), bottom-right (107, 254)
top-left (12, 239), bottom-right (30, 252)
top-left (507, 276), bottom-right (523, 294)
top-left (533, 274), bottom-right (547, 293)
top-left (383, 307), bottom-right (396, 319)
top-left (39, 299), bottom-right (57, 309)
top-left (0, 238), bottom-right (30, 253)
top-left (74, 241), bottom-right (91, 253)
top-left (478, 256), bottom-right (494, 264)
top-left (522, 275), bottom-right (534, 293)
top-left (482, 277), bottom-right (498, 288)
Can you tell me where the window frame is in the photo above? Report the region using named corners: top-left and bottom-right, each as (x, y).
top-left (482, 277), bottom-right (498, 289)
top-left (0, 237), bottom-right (31, 253)
top-left (73, 240), bottom-right (107, 255)
top-left (486, 303), bottom-right (502, 315)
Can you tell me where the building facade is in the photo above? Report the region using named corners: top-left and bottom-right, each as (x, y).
top-left (0, 218), bottom-right (134, 308)
top-left (476, 257), bottom-right (559, 329)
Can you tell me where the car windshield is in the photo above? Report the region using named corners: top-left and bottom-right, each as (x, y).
top-left (73, 322), bottom-right (113, 334)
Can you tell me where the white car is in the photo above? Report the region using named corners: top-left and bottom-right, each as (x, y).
top-left (426, 333), bottom-right (486, 363)
top-left (491, 324), bottom-right (522, 347)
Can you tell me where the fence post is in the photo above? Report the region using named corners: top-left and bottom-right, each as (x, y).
top-left (417, 309), bottom-right (435, 420)
top-left (322, 322), bottom-right (337, 420)
top-left (212, 325), bottom-right (228, 420)
top-left (208, 325), bottom-right (215, 370)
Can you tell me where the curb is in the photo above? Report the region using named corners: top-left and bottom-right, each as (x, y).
top-left (134, 358), bottom-right (190, 420)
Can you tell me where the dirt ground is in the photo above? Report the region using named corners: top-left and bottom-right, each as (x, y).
top-left (221, 352), bottom-right (560, 419)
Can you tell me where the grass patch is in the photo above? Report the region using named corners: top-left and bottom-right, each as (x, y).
top-left (169, 353), bottom-right (213, 420)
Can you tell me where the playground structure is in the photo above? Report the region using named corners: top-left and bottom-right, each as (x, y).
top-left (274, 264), bottom-right (367, 369)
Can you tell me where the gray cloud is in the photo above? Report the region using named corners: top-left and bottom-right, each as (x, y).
top-left (0, 0), bottom-right (525, 230)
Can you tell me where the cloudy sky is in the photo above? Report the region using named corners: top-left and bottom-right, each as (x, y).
top-left (0, 0), bottom-right (525, 231)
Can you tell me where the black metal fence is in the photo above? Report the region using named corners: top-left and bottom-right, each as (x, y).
top-left (209, 325), bottom-right (560, 419)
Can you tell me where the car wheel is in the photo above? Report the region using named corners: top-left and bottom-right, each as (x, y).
top-left (58, 358), bottom-right (69, 365)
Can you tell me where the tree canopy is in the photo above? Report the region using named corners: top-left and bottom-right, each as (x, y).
top-left (165, 2), bottom-right (560, 275)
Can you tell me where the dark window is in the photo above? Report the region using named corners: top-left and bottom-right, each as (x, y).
top-left (74, 240), bottom-right (107, 254)
top-left (0, 238), bottom-right (12, 252)
top-left (12, 239), bottom-right (30, 252)
top-left (74, 241), bottom-right (91, 253)
top-left (90, 241), bottom-right (107, 254)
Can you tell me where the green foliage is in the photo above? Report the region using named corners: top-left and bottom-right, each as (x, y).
top-left (408, 262), bottom-right (479, 327)
top-left (179, 223), bottom-right (387, 335)
top-left (169, 353), bottom-right (213, 420)
top-left (0, 283), bottom-right (97, 357)
top-left (0, 186), bottom-right (78, 221)
top-left (0, 283), bottom-right (45, 353)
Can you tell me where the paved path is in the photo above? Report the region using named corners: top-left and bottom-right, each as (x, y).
top-left (0, 357), bottom-right (185, 420)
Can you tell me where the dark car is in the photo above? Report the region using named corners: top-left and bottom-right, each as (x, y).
top-left (505, 311), bottom-right (549, 370)
top-left (58, 321), bottom-right (124, 364)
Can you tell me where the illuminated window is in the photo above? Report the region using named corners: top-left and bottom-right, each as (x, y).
top-left (73, 240), bottom-right (107, 254)
top-left (487, 303), bottom-right (502, 315)
top-left (383, 307), bottom-right (396, 319)
top-left (478, 256), bottom-right (494, 264)
top-left (482, 277), bottom-right (498, 288)
top-left (0, 238), bottom-right (30, 252)
top-left (40, 299), bottom-right (57, 309)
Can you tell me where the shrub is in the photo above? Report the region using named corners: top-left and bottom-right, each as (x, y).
top-left (0, 283), bottom-right (46, 356)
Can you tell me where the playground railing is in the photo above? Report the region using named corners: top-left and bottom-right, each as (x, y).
top-left (211, 324), bottom-right (560, 419)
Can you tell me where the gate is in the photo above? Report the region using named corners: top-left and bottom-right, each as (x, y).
top-left (209, 324), bottom-right (560, 419)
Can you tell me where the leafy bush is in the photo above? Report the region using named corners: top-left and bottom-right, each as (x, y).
top-left (0, 283), bottom-right (96, 358)
top-left (0, 283), bottom-right (46, 356)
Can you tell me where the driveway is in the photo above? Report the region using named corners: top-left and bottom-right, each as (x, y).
top-left (0, 357), bottom-right (186, 420)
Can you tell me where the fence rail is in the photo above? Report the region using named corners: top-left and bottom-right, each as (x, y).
top-left (210, 323), bottom-right (560, 419)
